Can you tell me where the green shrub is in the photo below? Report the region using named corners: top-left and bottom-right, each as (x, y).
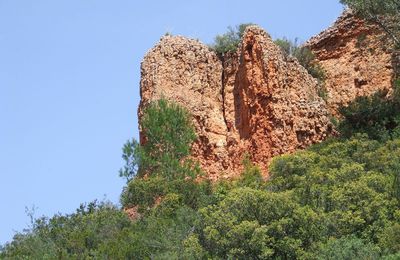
top-left (378, 223), bottom-right (400, 254)
top-left (314, 236), bottom-right (381, 260)
top-left (137, 98), bottom-right (197, 179)
top-left (119, 99), bottom-right (211, 211)
top-left (0, 201), bottom-right (133, 259)
top-left (236, 153), bottom-right (264, 189)
top-left (210, 23), bottom-right (254, 56)
top-left (119, 99), bottom-right (197, 183)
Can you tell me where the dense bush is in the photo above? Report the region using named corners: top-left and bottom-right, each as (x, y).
top-left (119, 99), bottom-right (211, 214)
top-left (314, 236), bottom-right (381, 260)
top-left (0, 201), bottom-right (133, 259)
top-left (119, 99), bottom-right (197, 183)
top-left (133, 99), bottom-right (197, 179)
top-left (338, 80), bottom-right (400, 141)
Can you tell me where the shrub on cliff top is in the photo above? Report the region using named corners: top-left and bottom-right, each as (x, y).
top-left (210, 23), bottom-right (254, 56)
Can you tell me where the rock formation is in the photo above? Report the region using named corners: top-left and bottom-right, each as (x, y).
top-left (139, 11), bottom-right (396, 179)
top-left (139, 26), bottom-right (333, 179)
top-left (307, 10), bottom-right (395, 114)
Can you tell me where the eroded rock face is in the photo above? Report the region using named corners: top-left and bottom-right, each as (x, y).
top-left (139, 28), bottom-right (333, 179)
top-left (307, 10), bottom-right (395, 114)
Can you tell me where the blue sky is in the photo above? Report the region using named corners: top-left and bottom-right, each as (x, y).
top-left (0, 0), bottom-right (343, 244)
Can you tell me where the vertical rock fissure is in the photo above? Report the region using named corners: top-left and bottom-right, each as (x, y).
top-left (221, 55), bottom-right (229, 131)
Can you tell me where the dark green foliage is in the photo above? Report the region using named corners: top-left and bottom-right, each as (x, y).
top-left (269, 136), bottom-right (400, 243)
top-left (338, 83), bottom-right (400, 141)
top-left (197, 188), bottom-right (326, 259)
top-left (119, 99), bottom-right (197, 184)
top-left (189, 135), bottom-right (400, 259)
top-left (119, 99), bottom-right (210, 213)
top-left (121, 174), bottom-right (213, 213)
top-left (210, 23), bottom-right (254, 55)
top-left (378, 223), bottom-right (400, 254)
top-left (137, 98), bottom-right (197, 179)
top-left (0, 201), bottom-right (133, 259)
top-left (236, 153), bottom-right (264, 189)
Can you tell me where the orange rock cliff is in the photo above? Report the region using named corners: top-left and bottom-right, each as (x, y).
top-left (138, 11), bottom-right (396, 179)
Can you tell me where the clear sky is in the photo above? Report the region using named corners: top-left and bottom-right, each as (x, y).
top-left (0, 0), bottom-right (344, 244)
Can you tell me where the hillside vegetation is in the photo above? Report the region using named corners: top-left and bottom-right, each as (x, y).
top-left (2, 86), bottom-right (400, 259)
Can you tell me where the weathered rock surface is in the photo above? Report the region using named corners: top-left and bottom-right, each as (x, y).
top-left (139, 27), bottom-right (333, 179)
top-left (307, 10), bottom-right (395, 114)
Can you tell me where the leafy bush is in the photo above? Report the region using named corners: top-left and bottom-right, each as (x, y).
top-left (210, 23), bottom-right (254, 56)
top-left (120, 99), bottom-right (209, 211)
top-left (119, 99), bottom-right (197, 183)
top-left (0, 201), bottom-right (133, 259)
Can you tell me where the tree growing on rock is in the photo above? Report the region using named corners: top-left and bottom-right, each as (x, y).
top-left (340, 0), bottom-right (400, 48)
top-left (120, 99), bottom-right (197, 181)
